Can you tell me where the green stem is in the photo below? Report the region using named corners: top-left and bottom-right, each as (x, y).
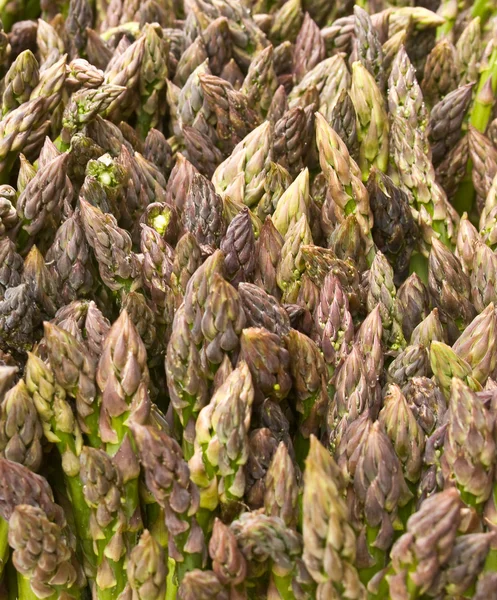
top-left (469, 45), bottom-right (497, 133)
top-left (17, 574), bottom-right (41, 600)
top-left (89, 505), bottom-right (127, 598)
top-left (166, 558), bottom-right (178, 600)
top-left (24, 0), bottom-right (40, 21)
top-left (0, 0), bottom-right (40, 31)
top-left (91, 511), bottom-right (127, 599)
top-left (136, 109), bottom-right (154, 141)
top-left (172, 410), bottom-right (183, 444)
top-left (369, 572), bottom-right (390, 600)
top-left (175, 551), bottom-right (203, 586)
top-left (452, 171), bottom-right (474, 216)
top-left (436, 0), bottom-right (457, 39)
top-left (83, 409), bottom-right (103, 449)
top-left (432, 218), bottom-right (452, 250)
top-left (366, 236), bottom-right (376, 267)
top-left (95, 558), bottom-right (126, 600)
top-left (436, 19), bottom-right (454, 39)
top-left (409, 253), bottom-right (428, 286)
top-left (15, 228), bottom-right (32, 254)
top-left (0, 518), bottom-right (9, 579)
top-left (358, 526), bottom-right (385, 585)
top-left (107, 420), bottom-right (141, 544)
top-left (96, 589), bottom-right (117, 600)
top-left (484, 548), bottom-right (497, 572)
top-left (397, 498), bottom-right (415, 534)
top-left (453, 45), bottom-right (497, 217)
top-left (63, 469), bottom-right (95, 571)
top-left (147, 504), bottom-right (168, 548)
top-left (181, 437), bottom-right (194, 462)
top-left (6, 555), bottom-right (17, 600)
top-left (471, 0), bottom-right (491, 21)
top-left (163, 523), bottom-right (204, 595)
top-left (196, 507), bottom-right (215, 540)
top-left (123, 478), bottom-right (140, 540)
top-left (272, 572), bottom-right (295, 600)
top-left (53, 134), bottom-right (70, 153)
top-left (459, 488), bottom-right (482, 512)
top-left (220, 472), bottom-right (244, 521)
top-left (406, 570), bottom-right (420, 600)
top-left (178, 410), bottom-right (196, 463)
top-left (293, 433), bottom-right (310, 471)
top-left (16, 574), bottom-right (81, 600)
top-left (51, 427), bottom-right (96, 572)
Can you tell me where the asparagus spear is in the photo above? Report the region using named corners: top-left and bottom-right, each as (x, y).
top-left (25, 352), bottom-right (96, 571)
top-left (0, 458), bottom-right (66, 580)
top-left (96, 312), bottom-right (148, 489)
top-left (349, 61), bottom-right (389, 180)
top-left (315, 112), bottom-right (374, 259)
top-left (383, 489), bottom-right (462, 598)
top-left (208, 518), bottom-right (247, 595)
top-left (9, 504), bottom-right (84, 600)
top-left (79, 447), bottom-right (127, 599)
top-left (303, 435), bottom-right (366, 599)
top-left (131, 422), bottom-right (206, 595)
top-left (231, 510), bottom-right (307, 600)
top-left (189, 361), bottom-right (254, 515)
top-left (0, 379), bottom-right (43, 472)
top-left (178, 569), bottom-right (228, 600)
top-left (43, 322), bottom-right (100, 448)
top-left (125, 530), bottom-right (167, 600)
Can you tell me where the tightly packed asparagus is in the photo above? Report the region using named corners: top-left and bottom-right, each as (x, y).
top-left (0, 0), bottom-right (496, 598)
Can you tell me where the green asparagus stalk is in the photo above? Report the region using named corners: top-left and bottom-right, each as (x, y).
top-left (315, 112), bottom-right (374, 261)
top-left (132, 422), bottom-right (206, 595)
top-left (189, 361), bottom-right (254, 516)
top-left (79, 447), bottom-right (127, 599)
top-left (43, 322), bottom-right (100, 448)
top-left (24, 353), bottom-right (96, 572)
top-left (0, 379), bottom-right (43, 472)
top-left (126, 529), bottom-right (167, 600)
top-left (442, 378), bottom-right (495, 509)
top-left (9, 504), bottom-right (84, 600)
top-left (96, 310), bottom-right (150, 541)
top-left (209, 518), bottom-right (247, 597)
top-left (303, 435), bottom-right (366, 599)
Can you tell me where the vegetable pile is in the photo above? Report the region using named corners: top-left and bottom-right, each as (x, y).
top-left (0, 0), bottom-right (496, 598)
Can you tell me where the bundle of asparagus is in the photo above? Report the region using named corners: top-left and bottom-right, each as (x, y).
top-left (0, 0), bottom-right (496, 597)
